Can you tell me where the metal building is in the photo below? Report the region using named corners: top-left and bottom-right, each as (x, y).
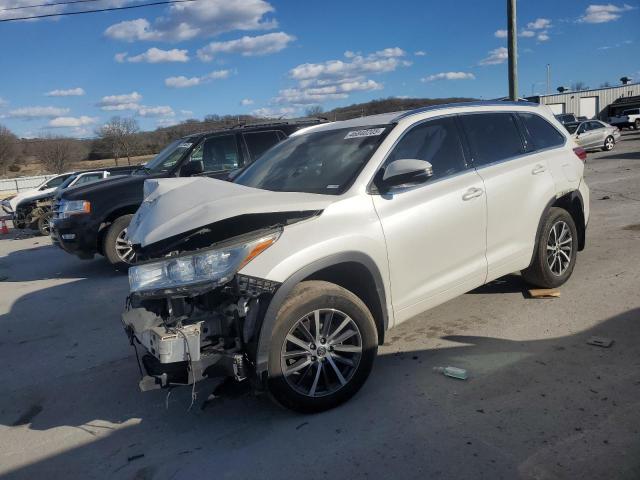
top-left (527, 82), bottom-right (640, 121)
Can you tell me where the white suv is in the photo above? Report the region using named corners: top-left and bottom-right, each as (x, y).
top-left (123, 101), bottom-right (589, 412)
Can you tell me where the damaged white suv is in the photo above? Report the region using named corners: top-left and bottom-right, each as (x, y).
top-left (123, 101), bottom-right (589, 412)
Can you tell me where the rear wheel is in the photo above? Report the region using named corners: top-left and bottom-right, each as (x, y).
top-left (635, 119), bottom-right (640, 130)
top-left (267, 281), bottom-right (378, 413)
top-left (522, 207), bottom-right (578, 289)
top-left (602, 135), bottom-right (614, 151)
top-left (103, 214), bottom-right (135, 269)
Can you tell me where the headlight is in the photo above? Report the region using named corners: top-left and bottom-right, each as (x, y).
top-left (59, 200), bottom-right (91, 218)
top-left (128, 231), bottom-right (280, 295)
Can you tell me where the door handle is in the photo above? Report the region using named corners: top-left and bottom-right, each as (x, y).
top-left (532, 164), bottom-right (546, 175)
top-left (462, 187), bottom-right (484, 201)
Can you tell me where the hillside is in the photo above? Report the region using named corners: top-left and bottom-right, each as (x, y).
top-left (3, 96), bottom-right (477, 178)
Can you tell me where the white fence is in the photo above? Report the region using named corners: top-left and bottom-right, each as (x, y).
top-left (0, 175), bottom-right (56, 195)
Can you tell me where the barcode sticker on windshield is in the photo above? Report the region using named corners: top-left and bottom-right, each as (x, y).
top-left (178, 143), bottom-right (193, 148)
top-left (344, 128), bottom-right (385, 139)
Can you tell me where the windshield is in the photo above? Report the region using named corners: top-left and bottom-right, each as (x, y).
top-left (234, 125), bottom-right (391, 195)
top-left (140, 138), bottom-right (194, 174)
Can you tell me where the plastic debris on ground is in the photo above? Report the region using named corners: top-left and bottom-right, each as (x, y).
top-left (433, 366), bottom-right (468, 380)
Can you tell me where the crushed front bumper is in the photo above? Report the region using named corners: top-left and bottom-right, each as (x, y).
top-left (122, 307), bottom-right (247, 391)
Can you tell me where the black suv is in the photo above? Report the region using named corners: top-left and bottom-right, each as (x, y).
top-left (51, 119), bottom-right (323, 268)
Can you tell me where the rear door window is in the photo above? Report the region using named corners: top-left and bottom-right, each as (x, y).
top-left (460, 113), bottom-right (525, 166)
top-left (243, 131), bottom-right (281, 162)
top-left (517, 113), bottom-right (565, 150)
top-left (75, 173), bottom-right (103, 185)
top-left (587, 121), bottom-right (604, 130)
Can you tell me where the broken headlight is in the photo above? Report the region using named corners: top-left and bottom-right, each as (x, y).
top-left (128, 231), bottom-right (280, 295)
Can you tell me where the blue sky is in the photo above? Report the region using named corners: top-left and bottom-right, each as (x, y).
top-left (0, 0), bottom-right (638, 138)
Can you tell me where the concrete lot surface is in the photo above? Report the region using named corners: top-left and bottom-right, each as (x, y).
top-left (0, 131), bottom-right (639, 480)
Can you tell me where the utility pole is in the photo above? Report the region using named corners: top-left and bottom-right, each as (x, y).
top-left (507, 0), bottom-right (518, 100)
top-left (546, 64), bottom-right (551, 95)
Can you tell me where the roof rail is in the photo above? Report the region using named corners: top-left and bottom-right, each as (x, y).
top-left (393, 99), bottom-right (539, 121)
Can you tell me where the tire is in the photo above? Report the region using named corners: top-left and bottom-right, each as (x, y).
top-left (103, 214), bottom-right (135, 269)
top-left (602, 135), bottom-right (615, 151)
top-left (635, 119), bottom-right (640, 130)
top-left (267, 280), bottom-right (378, 413)
top-left (522, 207), bottom-right (578, 289)
top-left (37, 212), bottom-right (53, 236)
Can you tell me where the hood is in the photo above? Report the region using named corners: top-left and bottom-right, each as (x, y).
top-left (62, 173), bottom-right (146, 200)
top-left (10, 187), bottom-right (55, 210)
top-left (127, 177), bottom-right (336, 247)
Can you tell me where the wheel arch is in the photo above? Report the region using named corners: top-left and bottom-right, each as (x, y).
top-left (528, 190), bottom-right (586, 267)
top-left (97, 205), bottom-right (139, 254)
top-left (254, 251), bottom-right (389, 376)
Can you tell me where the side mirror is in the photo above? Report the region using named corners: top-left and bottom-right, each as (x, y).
top-left (180, 160), bottom-right (204, 177)
top-left (381, 159), bottom-right (433, 188)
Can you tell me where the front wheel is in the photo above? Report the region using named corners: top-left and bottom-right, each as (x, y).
top-left (103, 214), bottom-right (135, 269)
top-left (267, 281), bottom-right (378, 413)
top-left (522, 207), bottom-right (578, 289)
top-left (602, 135), bottom-right (615, 151)
top-left (37, 212), bottom-right (53, 236)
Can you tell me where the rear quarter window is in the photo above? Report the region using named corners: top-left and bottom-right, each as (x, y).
top-left (518, 113), bottom-right (565, 150)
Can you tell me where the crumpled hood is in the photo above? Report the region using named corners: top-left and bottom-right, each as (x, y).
top-left (127, 177), bottom-right (336, 247)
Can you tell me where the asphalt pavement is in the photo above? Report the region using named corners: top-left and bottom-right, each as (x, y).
top-left (0, 130), bottom-right (639, 480)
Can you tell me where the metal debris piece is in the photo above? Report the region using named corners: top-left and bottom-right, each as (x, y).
top-left (586, 336), bottom-right (614, 348)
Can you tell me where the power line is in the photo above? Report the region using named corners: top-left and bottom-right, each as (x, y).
top-left (0, 0), bottom-right (197, 22)
top-left (0, 0), bottom-right (117, 13)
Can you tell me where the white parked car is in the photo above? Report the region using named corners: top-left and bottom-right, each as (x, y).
top-left (123, 101), bottom-right (590, 412)
top-left (2, 172), bottom-right (74, 215)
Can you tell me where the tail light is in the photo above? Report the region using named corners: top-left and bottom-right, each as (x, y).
top-left (573, 147), bottom-right (587, 162)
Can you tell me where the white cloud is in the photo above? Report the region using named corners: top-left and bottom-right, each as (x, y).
top-left (240, 98), bottom-right (254, 105)
top-left (45, 87), bottom-right (85, 97)
top-left (251, 106), bottom-right (298, 118)
top-left (537, 32), bottom-right (550, 42)
top-left (527, 18), bottom-right (552, 30)
top-left (48, 116), bottom-right (97, 128)
top-left (157, 118), bottom-right (180, 128)
top-left (180, 109), bottom-right (194, 116)
top-left (519, 29), bottom-right (535, 37)
top-left (116, 47), bottom-right (189, 63)
top-left (479, 47), bottom-right (508, 66)
top-left (414, 50), bottom-right (427, 56)
top-left (8, 106), bottom-right (70, 118)
top-left (0, 97), bottom-right (7, 107)
top-left (137, 105), bottom-right (174, 117)
top-left (494, 29), bottom-right (508, 38)
top-left (422, 72), bottom-right (475, 82)
top-left (266, 48), bottom-right (410, 108)
top-left (578, 4), bottom-right (634, 23)
top-left (104, 0), bottom-right (277, 42)
top-left (98, 91), bottom-right (142, 109)
top-left (164, 69), bottom-right (231, 88)
top-left (197, 32), bottom-right (294, 61)
top-left (289, 48), bottom-right (410, 81)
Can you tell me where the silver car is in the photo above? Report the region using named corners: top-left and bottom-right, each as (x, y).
top-left (566, 120), bottom-right (621, 151)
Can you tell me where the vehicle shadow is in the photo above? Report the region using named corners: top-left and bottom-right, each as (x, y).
top-left (1, 298), bottom-right (638, 480)
top-left (595, 150), bottom-right (640, 161)
top-left (467, 273), bottom-right (529, 296)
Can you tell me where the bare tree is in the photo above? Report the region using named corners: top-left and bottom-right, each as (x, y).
top-left (34, 135), bottom-right (83, 173)
top-left (305, 105), bottom-right (324, 117)
top-left (600, 81), bottom-right (612, 88)
top-left (0, 124), bottom-right (18, 175)
top-left (571, 81), bottom-right (589, 91)
top-left (96, 116), bottom-right (140, 165)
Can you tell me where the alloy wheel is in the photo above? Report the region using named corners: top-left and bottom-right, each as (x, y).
top-left (281, 308), bottom-right (363, 397)
top-left (546, 220), bottom-right (572, 276)
top-left (605, 137), bottom-right (614, 150)
top-left (115, 227), bottom-right (135, 264)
